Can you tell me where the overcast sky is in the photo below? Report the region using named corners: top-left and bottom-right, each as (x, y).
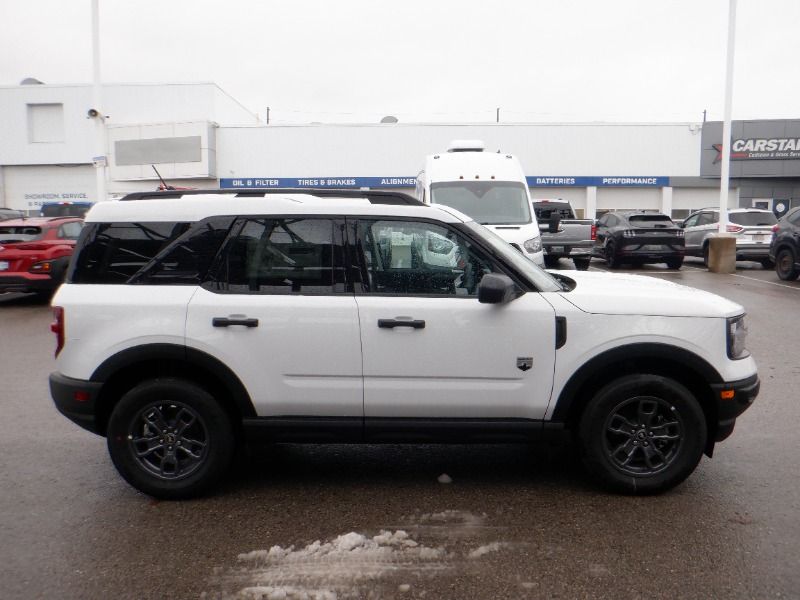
top-left (1, 0), bottom-right (798, 125)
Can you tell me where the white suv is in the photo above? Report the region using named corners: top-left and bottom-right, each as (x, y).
top-left (49, 190), bottom-right (759, 499)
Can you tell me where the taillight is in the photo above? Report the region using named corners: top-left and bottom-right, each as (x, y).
top-left (590, 224), bottom-right (597, 241)
top-left (726, 224), bottom-right (744, 233)
top-left (676, 229), bottom-right (685, 237)
top-left (51, 306), bottom-right (64, 357)
top-left (772, 224), bottom-right (780, 233)
top-left (623, 229), bottom-right (636, 238)
top-left (29, 260), bottom-right (53, 273)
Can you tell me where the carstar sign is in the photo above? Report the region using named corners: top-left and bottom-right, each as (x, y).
top-left (713, 138), bottom-right (800, 162)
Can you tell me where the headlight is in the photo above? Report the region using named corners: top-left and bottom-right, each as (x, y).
top-left (523, 235), bottom-right (542, 253)
top-left (727, 315), bottom-right (749, 359)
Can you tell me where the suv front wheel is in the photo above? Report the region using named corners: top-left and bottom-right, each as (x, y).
top-left (107, 378), bottom-right (235, 499)
top-left (578, 374), bottom-right (706, 494)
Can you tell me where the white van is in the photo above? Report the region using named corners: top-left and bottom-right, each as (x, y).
top-left (416, 140), bottom-right (544, 266)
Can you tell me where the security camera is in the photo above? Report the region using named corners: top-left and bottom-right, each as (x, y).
top-left (87, 108), bottom-right (100, 118)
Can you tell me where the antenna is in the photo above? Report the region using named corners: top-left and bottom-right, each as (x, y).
top-left (152, 165), bottom-right (175, 190)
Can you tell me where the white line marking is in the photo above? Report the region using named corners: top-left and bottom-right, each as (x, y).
top-left (727, 273), bottom-right (800, 290)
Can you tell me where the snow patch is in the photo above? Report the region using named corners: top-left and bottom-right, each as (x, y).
top-left (467, 542), bottom-right (510, 559)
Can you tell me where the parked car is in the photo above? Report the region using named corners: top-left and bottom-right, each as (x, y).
top-left (50, 189), bottom-right (758, 499)
top-left (682, 208), bottom-right (778, 267)
top-left (0, 208), bottom-right (25, 221)
top-left (532, 199), bottom-right (595, 270)
top-left (40, 201), bottom-right (93, 218)
top-left (0, 217), bottom-right (84, 296)
top-left (594, 211), bottom-right (685, 269)
top-left (769, 206), bottom-right (800, 280)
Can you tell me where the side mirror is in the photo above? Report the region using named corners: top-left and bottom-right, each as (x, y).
top-left (548, 214), bottom-right (561, 234)
top-left (478, 273), bottom-right (517, 304)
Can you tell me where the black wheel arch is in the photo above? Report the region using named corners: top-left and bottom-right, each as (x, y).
top-left (90, 344), bottom-right (256, 436)
top-left (551, 343), bottom-right (723, 455)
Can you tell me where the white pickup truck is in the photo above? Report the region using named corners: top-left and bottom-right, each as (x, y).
top-left (533, 199), bottom-right (595, 270)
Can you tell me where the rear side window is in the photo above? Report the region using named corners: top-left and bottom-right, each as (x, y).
top-left (729, 212), bottom-right (777, 226)
top-left (70, 222), bottom-right (191, 284)
top-left (41, 203), bottom-right (92, 217)
top-left (134, 217), bottom-right (235, 285)
top-left (789, 208), bottom-right (800, 225)
top-left (207, 217), bottom-right (345, 294)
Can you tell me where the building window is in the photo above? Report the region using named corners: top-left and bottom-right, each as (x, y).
top-left (27, 103), bottom-right (65, 143)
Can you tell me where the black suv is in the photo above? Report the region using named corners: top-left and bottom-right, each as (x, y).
top-left (769, 206), bottom-right (800, 280)
top-left (594, 211), bottom-right (685, 269)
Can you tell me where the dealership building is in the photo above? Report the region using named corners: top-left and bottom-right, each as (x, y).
top-left (1, 80), bottom-right (799, 220)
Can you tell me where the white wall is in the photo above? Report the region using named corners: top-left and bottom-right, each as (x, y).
top-left (216, 122), bottom-right (703, 180)
top-left (0, 83), bottom-right (259, 167)
top-left (2, 165), bottom-right (94, 211)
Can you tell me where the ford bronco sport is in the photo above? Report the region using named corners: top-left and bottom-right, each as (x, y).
top-left (49, 190), bottom-right (759, 499)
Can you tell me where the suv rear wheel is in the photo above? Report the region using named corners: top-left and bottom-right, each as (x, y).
top-left (578, 374), bottom-right (706, 494)
top-left (107, 378), bottom-right (235, 499)
top-left (775, 247), bottom-right (799, 280)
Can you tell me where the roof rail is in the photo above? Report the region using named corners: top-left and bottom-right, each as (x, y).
top-left (120, 188), bottom-right (425, 206)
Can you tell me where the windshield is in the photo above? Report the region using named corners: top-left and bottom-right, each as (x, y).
top-left (431, 181), bottom-right (531, 225)
top-left (628, 214), bottom-right (675, 227)
top-left (463, 221), bottom-right (562, 292)
top-left (730, 212), bottom-right (778, 226)
top-left (0, 226), bottom-right (44, 243)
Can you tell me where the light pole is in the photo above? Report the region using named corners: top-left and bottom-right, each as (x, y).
top-left (91, 0), bottom-right (108, 203)
top-left (709, 0), bottom-right (737, 273)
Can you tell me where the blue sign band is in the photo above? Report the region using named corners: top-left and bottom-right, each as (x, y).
top-left (219, 176), bottom-right (669, 189)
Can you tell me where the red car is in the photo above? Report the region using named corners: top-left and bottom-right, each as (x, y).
top-left (0, 217), bottom-right (84, 296)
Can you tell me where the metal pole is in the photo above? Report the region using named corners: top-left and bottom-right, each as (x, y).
top-left (266, 106), bottom-right (270, 125)
top-left (718, 0), bottom-right (737, 235)
top-left (496, 107), bottom-right (500, 123)
top-left (91, 0), bottom-right (107, 203)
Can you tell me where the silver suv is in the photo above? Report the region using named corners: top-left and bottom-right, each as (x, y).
top-left (682, 208), bottom-right (778, 267)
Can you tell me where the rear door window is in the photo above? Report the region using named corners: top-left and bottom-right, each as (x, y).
top-left (207, 217), bottom-right (345, 294)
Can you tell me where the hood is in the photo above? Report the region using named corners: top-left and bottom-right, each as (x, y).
top-left (556, 271), bottom-right (744, 318)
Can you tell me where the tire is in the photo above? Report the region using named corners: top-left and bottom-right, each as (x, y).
top-left (543, 255), bottom-right (559, 269)
top-left (107, 378), bottom-right (235, 499)
top-left (573, 257), bottom-right (591, 271)
top-left (665, 257), bottom-right (683, 270)
top-left (578, 374), bottom-right (706, 494)
top-left (760, 258), bottom-right (775, 269)
top-left (775, 248), bottom-right (799, 281)
top-left (702, 243), bottom-right (709, 267)
top-left (605, 241), bottom-right (621, 269)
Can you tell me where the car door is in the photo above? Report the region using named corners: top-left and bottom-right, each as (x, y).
top-left (186, 216), bottom-right (363, 418)
top-left (350, 217), bottom-right (556, 421)
top-left (682, 213), bottom-right (701, 253)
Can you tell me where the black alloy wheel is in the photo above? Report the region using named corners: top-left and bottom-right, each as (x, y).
top-left (107, 378), bottom-right (235, 499)
top-left (775, 248), bottom-right (799, 280)
top-left (579, 374), bottom-right (706, 494)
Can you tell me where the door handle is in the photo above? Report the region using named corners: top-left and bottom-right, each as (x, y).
top-left (378, 318), bottom-right (426, 329)
top-left (212, 317), bottom-right (259, 328)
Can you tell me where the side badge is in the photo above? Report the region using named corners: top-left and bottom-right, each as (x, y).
top-left (517, 357), bottom-right (533, 372)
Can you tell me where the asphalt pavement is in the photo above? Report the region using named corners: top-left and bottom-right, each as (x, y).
top-left (1, 259), bottom-right (798, 599)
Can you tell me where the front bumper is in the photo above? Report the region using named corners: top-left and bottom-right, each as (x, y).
top-left (711, 374), bottom-right (760, 441)
top-left (49, 372), bottom-right (104, 435)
